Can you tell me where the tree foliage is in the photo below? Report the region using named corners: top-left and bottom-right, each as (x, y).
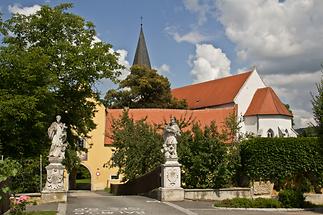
top-left (104, 65), bottom-right (187, 109)
top-left (109, 110), bottom-right (164, 181)
top-left (0, 3), bottom-right (122, 158)
top-left (311, 69), bottom-right (323, 141)
top-left (178, 122), bottom-right (240, 189)
top-left (0, 159), bottom-right (21, 200)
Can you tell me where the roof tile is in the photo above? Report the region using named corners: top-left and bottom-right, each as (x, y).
top-left (171, 71), bottom-right (252, 109)
top-left (105, 108), bottom-right (235, 145)
top-left (244, 87), bottom-right (292, 117)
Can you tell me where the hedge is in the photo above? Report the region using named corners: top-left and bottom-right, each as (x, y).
top-left (240, 137), bottom-right (323, 191)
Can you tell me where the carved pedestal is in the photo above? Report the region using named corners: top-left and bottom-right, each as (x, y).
top-left (159, 161), bottom-right (184, 201)
top-left (41, 162), bottom-right (67, 203)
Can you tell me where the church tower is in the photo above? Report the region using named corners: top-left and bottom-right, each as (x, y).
top-left (133, 23), bottom-right (151, 69)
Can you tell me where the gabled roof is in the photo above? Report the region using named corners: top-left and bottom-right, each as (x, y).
top-left (171, 71), bottom-right (252, 109)
top-left (244, 87), bottom-right (292, 117)
top-left (105, 108), bottom-right (235, 145)
top-left (133, 26), bottom-right (151, 69)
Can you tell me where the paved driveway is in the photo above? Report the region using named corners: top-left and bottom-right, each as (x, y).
top-left (64, 191), bottom-right (323, 215)
top-left (66, 191), bottom-right (186, 215)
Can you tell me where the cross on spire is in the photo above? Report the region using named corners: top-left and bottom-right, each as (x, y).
top-left (140, 16), bottom-right (143, 27)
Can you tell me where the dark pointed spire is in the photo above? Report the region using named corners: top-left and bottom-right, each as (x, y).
top-left (133, 22), bottom-right (151, 69)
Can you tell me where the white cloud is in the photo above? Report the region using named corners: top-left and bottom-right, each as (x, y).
top-left (115, 49), bottom-right (130, 81)
top-left (263, 71), bottom-right (321, 128)
top-left (293, 109), bottom-right (316, 129)
top-left (190, 44), bottom-right (231, 83)
top-left (165, 26), bottom-right (210, 44)
top-left (215, 0), bottom-right (323, 74)
top-left (8, 4), bottom-right (41, 16)
top-left (157, 64), bottom-right (170, 75)
top-left (174, 31), bottom-right (210, 44)
top-left (183, 0), bottom-right (211, 25)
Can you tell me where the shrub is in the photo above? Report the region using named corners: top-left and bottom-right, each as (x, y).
top-left (214, 197), bottom-right (281, 208)
top-left (252, 198), bottom-right (282, 208)
top-left (214, 198), bottom-right (253, 208)
top-left (240, 137), bottom-right (323, 191)
top-left (278, 189), bottom-right (305, 208)
top-left (11, 159), bottom-right (47, 193)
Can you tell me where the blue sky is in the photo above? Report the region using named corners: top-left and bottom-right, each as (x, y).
top-left (1, 0), bottom-right (323, 128)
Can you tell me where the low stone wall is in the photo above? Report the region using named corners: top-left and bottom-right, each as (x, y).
top-left (184, 188), bottom-right (252, 201)
top-left (305, 193), bottom-right (323, 205)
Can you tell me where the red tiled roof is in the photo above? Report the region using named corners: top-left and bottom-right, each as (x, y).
top-left (244, 87), bottom-right (293, 117)
top-left (171, 71), bottom-right (252, 109)
top-left (105, 108), bottom-right (235, 145)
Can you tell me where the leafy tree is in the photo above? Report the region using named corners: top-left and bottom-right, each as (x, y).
top-left (311, 68), bottom-right (323, 141)
top-left (104, 65), bottom-right (187, 109)
top-left (178, 122), bottom-right (239, 188)
top-left (222, 112), bottom-right (242, 143)
top-left (295, 127), bottom-right (318, 137)
top-left (0, 3), bottom-right (122, 158)
top-left (109, 110), bottom-right (164, 181)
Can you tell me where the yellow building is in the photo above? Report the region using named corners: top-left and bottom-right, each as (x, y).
top-left (79, 103), bottom-right (121, 191)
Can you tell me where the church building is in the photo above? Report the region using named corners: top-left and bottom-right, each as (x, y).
top-left (80, 26), bottom-right (297, 191)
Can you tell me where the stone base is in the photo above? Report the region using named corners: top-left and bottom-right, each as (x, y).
top-left (161, 162), bottom-right (181, 188)
top-left (43, 163), bottom-right (65, 192)
top-left (157, 187), bottom-right (184, 202)
top-left (41, 191), bottom-right (67, 203)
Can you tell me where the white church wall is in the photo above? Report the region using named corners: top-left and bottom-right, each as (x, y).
top-left (258, 115), bottom-right (295, 137)
top-left (244, 116), bottom-right (258, 135)
top-left (234, 70), bottom-right (266, 116)
top-left (234, 70), bottom-right (266, 134)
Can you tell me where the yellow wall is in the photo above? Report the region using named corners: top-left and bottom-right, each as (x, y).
top-left (81, 104), bottom-right (121, 191)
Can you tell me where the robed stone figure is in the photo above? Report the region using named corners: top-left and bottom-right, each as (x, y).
top-left (47, 115), bottom-right (67, 161)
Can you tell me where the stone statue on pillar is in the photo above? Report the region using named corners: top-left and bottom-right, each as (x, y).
top-left (159, 117), bottom-right (184, 201)
top-left (42, 115), bottom-right (68, 202)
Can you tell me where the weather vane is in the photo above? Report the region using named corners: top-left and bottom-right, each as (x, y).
top-left (140, 16), bottom-right (143, 27)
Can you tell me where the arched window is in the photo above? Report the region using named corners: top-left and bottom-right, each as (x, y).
top-left (285, 129), bottom-right (289, 137)
top-left (267, 129), bottom-right (274, 138)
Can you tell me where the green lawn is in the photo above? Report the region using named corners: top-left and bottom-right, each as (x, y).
top-left (26, 211), bottom-right (56, 215)
top-left (76, 178), bottom-right (90, 184)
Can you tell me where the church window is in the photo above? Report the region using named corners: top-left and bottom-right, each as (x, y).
top-left (267, 129), bottom-right (274, 138)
